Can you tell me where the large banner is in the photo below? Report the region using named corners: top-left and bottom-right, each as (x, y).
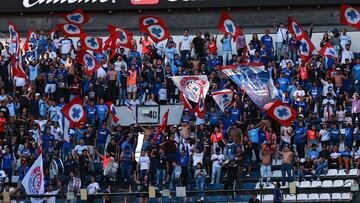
top-left (222, 64), bottom-right (278, 109)
top-left (4, 0), bottom-right (358, 13)
top-left (171, 75), bottom-right (209, 103)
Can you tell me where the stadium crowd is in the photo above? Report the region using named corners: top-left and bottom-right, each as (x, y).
top-left (0, 22), bottom-right (359, 203)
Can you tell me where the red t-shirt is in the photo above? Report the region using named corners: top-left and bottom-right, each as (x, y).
top-left (141, 39), bottom-right (152, 54)
top-left (0, 117), bottom-right (6, 132)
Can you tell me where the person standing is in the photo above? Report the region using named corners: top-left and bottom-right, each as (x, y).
top-left (221, 33), bottom-right (232, 66)
top-left (274, 22), bottom-right (288, 63)
top-left (195, 162), bottom-right (207, 202)
top-left (236, 28), bottom-right (246, 57)
top-left (210, 147), bottom-right (224, 184)
top-left (179, 29), bottom-right (192, 63)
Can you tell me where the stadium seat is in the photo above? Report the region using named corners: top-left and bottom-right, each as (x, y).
top-left (331, 193), bottom-right (342, 200)
top-left (308, 193), bottom-right (319, 200)
top-left (333, 180), bottom-right (344, 187)
top-left (295, 181), bottom-right (301, 187)
top-left (299, 181), bottom-right (311, 188)
top-left (342, 193), bottom-right (352, 200)
top-left (349, 169), bottom-right (359, 176)
top-left (322, 180), bottom-right (333, 187)
top-left (11, 176), bottom-right (19, 183)
top-left (296, 194), bottom-right (307, 201)
top-left (310, 180), bottom-right (321, 187)
top-left (337, 169), bottom-right (347, 176)
top-left (344, 180), bottom-right (354, 187)
top-left (272, 170), bottom-right (282, 178)
top-left (319, 193), bottom-right (331, 200)
top-left (284, 194), bottom-right (296, 201)
top-left (326, 169), bottom-right (338, 176)
top-left (263, 195), bottom-right (274, 201)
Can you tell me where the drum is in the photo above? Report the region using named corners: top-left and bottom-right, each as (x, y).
top-left (103, 160), bottom-right (119, 178)
top-left (50, 158), bottom-right (64, 176)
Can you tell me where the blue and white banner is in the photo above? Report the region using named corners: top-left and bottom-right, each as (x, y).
top-left (221, 64), bottom-right (278, 109)
top-left (211, 89), bottom-right (233, 112)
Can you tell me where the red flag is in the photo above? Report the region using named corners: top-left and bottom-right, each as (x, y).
top-left (10, 56), bottom-right (28, 80)
top-left (57, 23), bottom-right (84, 37)
top-left (61, 96), bottom-right (86, 127)
top-left (139, 16), bottom-right (170, 43)
top-left (299, 34), bottom-right (315, 63)
top-left (318, 42), bottom-right (337, 58)
top-left (195, 88), bottom-right (206, 119)
top-left (22, 29), bottom-right (36, 53)
top-left (340, 5), bottom-right (360, 30)
top-left (154, 109), bottom-right (169, 142)
top-left (242, 45), bottom-right (248, 63)
top-left (60, 9), bottom-right (89, 25)
top-left (180, 91), bottom-right (194, 114)
top-left (217, 11), bottom-right (241, 41)
top-left (77, 51), bottom-right (100, 76)
top-left (106, 102), bottom-right (119, 123)
top-left (48, 28), bottom-right (57, 40)
top-left (80, 34), bottom-right (103, 53)
top-left (266, 100), bottom-right (296, 127)
top-left (287, 16), bottom-right (306, 41)
top-left (108, 24), bottom-right (134, 49)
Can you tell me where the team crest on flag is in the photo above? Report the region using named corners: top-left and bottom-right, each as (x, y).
top-left (319, 42), bottom-right (337, 58)
top-left (340, 5), bottom-right (360, 30)
top-left (57, 23), bottom-right (84, 37)
top-left (217, 11), bottom-right (241, 40)
top-left (22, 154), bottom-right (44, 195)
top-left (80, 34), bottom-right (102, 53)
top-left (108, 24), bottom-right (134, 49)
top-left (211, 89), bottom-right (233, 112)
top-left (106, 102), bottom-right (120, 123)
top-left (77, 51), bottom-right (100, 75)
top-left (196, 88), bottom-right (206, 119)
top-left (299, 35), bottom-right (315, 62)
top-left (266, 100), bottom-right (297, 126)
top-left (288, 17), bottom-right (305, 40)
top-left (61, 96), bottom-right (86, 127)
top-left (171, 75), bottom-right (210, 103)
top-left (139, 16), bottom-right (170, 43)
top-left (61, 9), bottom-right (89, 25)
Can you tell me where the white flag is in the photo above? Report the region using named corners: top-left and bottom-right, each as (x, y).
top-left (22, 154), bottom-right (44, 196)
top-left (58, 111), bottom-right (70, 142)
top-left (170, 75), bottom-right (209, 103)
top-left (211, 89), bottom-right (233, 112)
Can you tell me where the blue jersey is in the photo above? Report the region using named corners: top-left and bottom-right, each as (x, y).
top-left (260, 35), bottom-right (273, 52)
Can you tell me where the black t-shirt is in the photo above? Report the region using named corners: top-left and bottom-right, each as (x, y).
top-left (192, 37), bottom-right (206, 57)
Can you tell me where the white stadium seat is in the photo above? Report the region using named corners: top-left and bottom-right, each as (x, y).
top-left (311, 180), bottom-right (321, 187)
top-left (296, 194), bottom-right (308, 201)
top-left (342, 193), bottom-right (352, 200)
top-left (299, 181), bottom-right (311, 188)
top-left (349, 169), bottom-right (359, 176)
top-left (322, 180), bottom-right (333, 187)
top-left (332, 193), bottom-right (342, 200)
top-left (308, 193), bottom-right (319, 200)
top-left (319, 193), bottom-right (331, 200)
top-left (284, 194), bottom-right (296, 201)
top-left (333, 180), bottom-right (344, 187)
top-left (344, 180), bottom-right (354, 187)
top-left (263, 195), bottom-right (274, 201)
top-left (272, 170), bottom-right (282, 178)
top-left (337, 169), bottom-right (347, 176)
top-left (326, 169), bottom-right (338, 176)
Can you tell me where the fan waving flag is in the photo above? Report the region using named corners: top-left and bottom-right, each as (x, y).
top-left (22, 154), bottom-right (44, 197)
top-left (80, 34), bottom-right (102, 53)
top-left (10, 55), bottom-right (29, 80)
top-left (217, 11), bottom-right (241, 41)
top-left (22, 29), bottom-right (36, 53)
top-left (212, 89), bottom-right (233, 112)
top-left (180, 91), bottom-right (195, 113)
top-left (171, 75), bottom-right (210, 103)
top-left (77, 51), bottom-right (100, 75)
top-left (299, 34), bottom-right (315, 63)
top-left (57, 23), bottom-right (84, 37)
top-left (319, 42), bottom-right (337, 58)
top-left (61, 9), bottom-right (89, 25)
top-left (288, 16), bottom-right (305, 41)
top-left (139, 16), bottom-right (170, 43)
top-left (108, 24), bottom-right (134, 49)
top-left (8, 22), bottom-right (21, 57)
top-left (195, 88), bottom-right (206, 119)
top-left (154, 109), bottom-right (169, 143)
top-left (266, 100), bottom-right (297, 126)
top-left (106, 102), bottom-right (119, 123)
top-left (340, 5), bottom-right (360, 30)
top-left (61, 96), bottom-right (86, 127)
